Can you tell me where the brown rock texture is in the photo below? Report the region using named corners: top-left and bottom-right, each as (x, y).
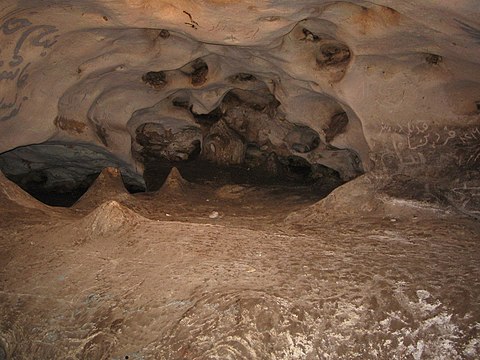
top-left (0, 1), bottom-right (479, 359)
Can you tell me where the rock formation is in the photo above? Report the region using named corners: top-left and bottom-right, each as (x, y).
top-left (156, 166), bottom-right (191, 195)
top-left (0, 0), bottom-right (477, 198)
top-left (75, 200), bottom-right (147, 239)
top-left (73, 167), bottom-right (131, 210)
top-left (1, 1), bottom-right (480, 359)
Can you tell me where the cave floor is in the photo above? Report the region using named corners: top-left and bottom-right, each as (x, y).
top-left (0, 182), bottom-right (480, 359)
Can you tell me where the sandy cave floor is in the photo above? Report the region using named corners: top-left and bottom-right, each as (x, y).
top-left (0, 178), bottom-right (480, 359)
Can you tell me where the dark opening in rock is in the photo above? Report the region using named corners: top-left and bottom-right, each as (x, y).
top-left (230, 73), bottom-right (257, 82)
top-left (316, 43), bottom-right (351, 66)
top-left (158, 29), bottom-right (170, 39)
top-left (281, 156), bottom-right (312, 177)
top-left (325, 112), bottom-right (349, 142)
top-left (142, 71), bottom-right (167, 88)
top-left (302, 28), bottom-right (320, 41)
top-left (133, 86), bottom-right (362, 193)
top-left (0, 143), bottom-right (145, 206)
top-left (309, 163), bottom-right (343, 189)
top-left (192, 107), bottom-right (223, 126)
top-left (172, 97), bottom-right (190, 109)
top-left (425, 54), bottom-right (442, 65)
top-left (190, 59), bottom-right (208, 86)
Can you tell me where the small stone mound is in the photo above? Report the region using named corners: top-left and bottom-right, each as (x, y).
top-left (0, 170), bottom-right (49, 210)
top-left (74, 167), bottom-right (130, 210)
top-left (157, 167), bottom-right (191, 196)
top-left (78, 200), bottom-right (146, 237)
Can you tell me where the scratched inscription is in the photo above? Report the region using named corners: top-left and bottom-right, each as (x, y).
top-left (378, 121), bottom-right (480, 171)
top-left (380, 121), bottom-right (480, 150)
top-left (0, 17), bottom-right (59, 122)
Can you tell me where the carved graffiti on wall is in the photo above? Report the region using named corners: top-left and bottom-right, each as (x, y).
top-left (378, 121), bottom-right (480, 170)
top-left (380, 121), bottom-right (479, 149)
top-left (0, 17), bottom-right (59, 122)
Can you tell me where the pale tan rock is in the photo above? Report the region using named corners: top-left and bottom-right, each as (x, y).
top-left (0, 0), bottom-right (478, 186)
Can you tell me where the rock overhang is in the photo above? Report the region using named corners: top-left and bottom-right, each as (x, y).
top-left (0, 0), bottom-right (478, 194)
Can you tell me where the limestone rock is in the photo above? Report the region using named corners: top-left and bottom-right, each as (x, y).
top-left (73, 167), bottom-right (130, 210)
top-left (0, 0), bottom-right (478, 207)
top-left (284, 126), bottom-right (321, 153)
top-left (135, 122), bottom-right (202, 162)
top-left (156, 167), bottom-right (192, 197)
top-left (76, 200), bottom-right (146, 238)
top-left (203, 121), bottom-right (246, 166)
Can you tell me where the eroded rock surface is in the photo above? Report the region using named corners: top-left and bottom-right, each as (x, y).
top-left (1, 172), bottom-right (479, 359)
top-left (0, 143), bottom-right (145, 205)
top-left (1, 0), bottom-right (477, 192)
top-left (73, 167), bottom-right (131, 211)
top-left (1, 1), bottom-right (480, 359)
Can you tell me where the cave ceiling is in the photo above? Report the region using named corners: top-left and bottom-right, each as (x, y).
top-left (0, 0), bottom-right (479, 188)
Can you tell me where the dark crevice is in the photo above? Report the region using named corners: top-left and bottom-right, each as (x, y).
top-left (172, 97), bottom-right (190, 109)
top-left (158, 29), bottom-right (170, 39)
top-left (133, 86), bottom-right (362, 193)
top-left (142, 71), bottom-right (167, 88)
top-left (302, 28), bottom-right (321, 41)
top-left (316, 43), bottom-right (351, 67)
top-left (425, 53), bottom-right (442, 65)
top-left (191, 107), bottom-right (223, 126)
top-left (189, 59), bottom-right (209, 86)
top-left (325, 112), bottom-right (349, 142)
top-left (229, 73), bottom-right (257, 82)
top-left (142, 157), bottom-right (341, 192)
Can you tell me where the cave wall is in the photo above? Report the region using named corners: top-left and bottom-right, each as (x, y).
top-left (0, 0), bottom-right (479, 185)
